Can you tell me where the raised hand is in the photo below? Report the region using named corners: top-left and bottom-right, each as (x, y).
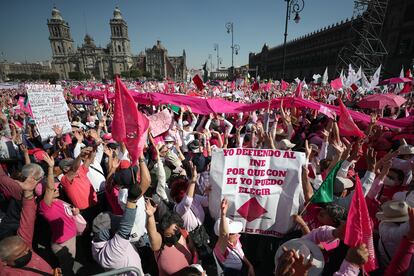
top-left (365, 147), bottom-right (377, 171)
top-left (291, 252), bottom-right (313, 276)
top-left (43, 153), bottom-right (55, 168)
top-left (19, 144), bottom-right (28, 155)
top-left (73, 130), bottom-right (84, 143)
top-left (345, 244), bottom-right (369, 266)
top-left (304, 140), bottom-right (311, 159)
top-left (221, 197), bottom-right (228, 216)
top-left (145, 198), bottom-right (157, 217)
top-left (16, 172), bottom-right (38, 191)
top-left (189, 161), bottom-right (197, 182)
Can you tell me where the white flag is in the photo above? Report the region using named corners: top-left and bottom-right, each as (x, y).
top-left (312, 74), bottom-right (321, 82)
top-left (369, 65), bottom-right (382, 90)
top-left (345, 64), bottom-right (356, 88)
top-left (361, 71), bottom-right (370, 90)
top-left (322, 67), bottom-right (328, 85)
top-left (355, 66), bottom-right (362, 83)
top-left (396, 66), bottom-right (405, 92)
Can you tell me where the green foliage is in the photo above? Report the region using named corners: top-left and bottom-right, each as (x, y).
top-left (68, 71), bottom-right (90, 80)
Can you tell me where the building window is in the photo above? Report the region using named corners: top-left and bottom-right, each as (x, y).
top-left (118, 45), bottom-right (122, 52)
top-left (57, 45), bottom-right (62, 53)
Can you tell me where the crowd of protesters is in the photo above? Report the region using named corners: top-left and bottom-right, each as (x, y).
top-left (0, 76), bottom-right (414, 276)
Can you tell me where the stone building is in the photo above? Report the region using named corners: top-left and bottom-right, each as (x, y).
top-left (0, 61), bottom-right (52, 81)
top-left (47, 7), bottom-right (186, 81)
top-left (143, 40), bottom-right (186, 81)
top-left (249, 0), bottom-right (414, 80)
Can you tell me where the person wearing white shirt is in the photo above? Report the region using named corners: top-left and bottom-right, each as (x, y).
top-left (178, 106), bottom-right (197, 153)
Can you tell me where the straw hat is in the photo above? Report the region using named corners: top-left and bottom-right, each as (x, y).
top-left (376, 200), bottom-right (409, 223)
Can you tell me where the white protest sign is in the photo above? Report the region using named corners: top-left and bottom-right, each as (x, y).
top-left (26, 84), bottom-right (71, 141)
top-left (209, 148), bottom-right (306, 237)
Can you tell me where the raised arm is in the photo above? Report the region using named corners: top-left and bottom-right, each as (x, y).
top-left (42, 154), bottom-right (56, 206)
top-left (16, 174), bottom-right (38, 247)
top-left (145, 200), bottom-right (162, 251)
top-left (217, 198), bottom-right (230, 254)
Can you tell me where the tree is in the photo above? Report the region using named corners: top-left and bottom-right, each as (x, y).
top-left (68, 71), bottom-right (89, 81)
top-left (142, 71), bottom-right (151, 78)
top-left (129, 69), bottom-right (141, 79)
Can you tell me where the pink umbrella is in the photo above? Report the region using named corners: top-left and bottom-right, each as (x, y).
top-left (378, 77), bottom-right (412, 85)
top-left (359, 93), bottom-right (406, 109)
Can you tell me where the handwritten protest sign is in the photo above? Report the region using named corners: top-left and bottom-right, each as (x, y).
top-left (148, 109), bottom-right (172, 137)
top-left (26, 84), bottom-right (71, 141)
top-left (209, 148), bottom-right (306, 237)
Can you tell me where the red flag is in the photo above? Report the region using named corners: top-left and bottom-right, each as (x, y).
top-left (192, 75), bottom-right (205, 91)
top-left (344, 175), bottom-right (377, 272)
top-left (330, 78), bottom-right (343, 91)
top-left (400, 69), bottom-right (413, 94)
top-left (112, 76), bottom-right (149, 165)
top-left (281, 80), bottom-right (289, 91)
top-left (350, 83), bottom-right (358, 92)
top-left (294, 81), bottom-right (303, 98)
top-left (251, 81), bottom-right (259, 91)
top-left (338, 99), bottom-right (365, 138)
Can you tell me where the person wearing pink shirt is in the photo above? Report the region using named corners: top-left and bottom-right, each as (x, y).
top-left (38, 153), bottom-right (78, 276)
top-left (0, 166), bottom-right (54, 276)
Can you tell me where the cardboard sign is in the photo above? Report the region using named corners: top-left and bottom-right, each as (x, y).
top-left (26, 84), bottom-right (71, 141)
top-left (148, 109), bottom-right (173, 137)
top-left (209, 148), bottom-right (306, 237)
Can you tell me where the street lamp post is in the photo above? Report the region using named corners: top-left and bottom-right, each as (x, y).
top-left (282, 0), bottom-right (304, 80)
top-left (226, 22), bottom-right (240, 77)
top-left (214, 43), bottom-right (219, 71)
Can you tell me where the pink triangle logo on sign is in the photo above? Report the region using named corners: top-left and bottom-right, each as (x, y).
top-left (237, 197), bottom-right (267, 222)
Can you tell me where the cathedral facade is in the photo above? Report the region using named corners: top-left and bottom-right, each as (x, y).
top-left (47, 7), bottom-right (186, 81)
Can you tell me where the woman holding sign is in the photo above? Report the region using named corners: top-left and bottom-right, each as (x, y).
top-left (214, 198), bottom-right (255, 276)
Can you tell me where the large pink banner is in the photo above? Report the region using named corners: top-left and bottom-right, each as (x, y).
top-left (69, 88), bottom-right (414, 129)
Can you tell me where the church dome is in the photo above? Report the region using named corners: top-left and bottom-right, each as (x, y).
top-left (51, 7), bottom-right (63, 20)
top-left (113, 7), bottom-right (123, 19)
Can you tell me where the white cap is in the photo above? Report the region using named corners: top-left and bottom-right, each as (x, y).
top-left (278, 139), bottom-right (296, 150)
top-left (214, 217), bottom-right (243, 236)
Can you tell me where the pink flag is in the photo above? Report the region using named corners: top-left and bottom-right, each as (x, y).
top-left (318, 105), bottom-right (335, 119)
top-left (64, 133), bottom-right (72, 145)
top-left (18, 97), bottom-right (33, 116)
top-left (330, 78), bottom-right (343, 91)
top-left (294, 81), bottom-right (303, 98)
top-left (344, 175), bottom-right (377, 272)
top-left (281, 80), bottom-right (289, 91)
top-left (338, 99), bottom-right (365, 138)
top-left (112, 76), bottom-right (149, 165)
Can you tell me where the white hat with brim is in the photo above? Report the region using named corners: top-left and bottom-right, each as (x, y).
top-left (274, 238), bottom-right (324, 276)
top-left (376, 200), bottom-right (409, 223)
top-left (279, 139), bottom-right (296, 150)
top-left (334, 177), bottom-right (354, 194)
top-left (398, 145), bottom-right (414, 155)
top-left (214, 217), bottom-right (243, 236)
